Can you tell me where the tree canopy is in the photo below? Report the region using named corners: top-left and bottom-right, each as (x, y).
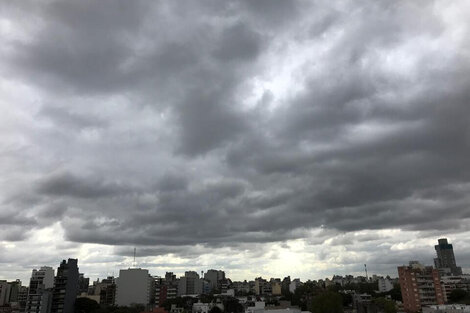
top-left (310, 291), bottom-right (343, 313)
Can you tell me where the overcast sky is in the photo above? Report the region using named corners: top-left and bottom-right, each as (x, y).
top-left (1, 0), bottom-right (470, 284)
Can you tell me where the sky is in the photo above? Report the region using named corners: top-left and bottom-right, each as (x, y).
top-left (1, 0), bottom-right (470, 284)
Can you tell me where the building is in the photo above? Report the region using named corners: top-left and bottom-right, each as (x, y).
top-left (77, 293), bottom-right (100, 303)
top-left (270, 279), bottom-right (282, 296)
top-left (115, 268), bottom-right (152, 306)
top-left (178, 272), bottom-right (202, 296)
top-left (231, 281), bottom-right (251, 295)
top-left (255, 278), bottom-right (271, 295)
top-left (204, 270), bottom-right (225, 291)
top-left (17, 286), bottom-right (29, 312)
top-left (378, 277), bottom-right (394, 293)
top-left (192, 302), bottom-right (212, 313)
top-left (51, 259), bottom-right (79, 313)
top-left (141, 308), bottom-right (169, 313)
top-left (440, 276), bottom-right (470, 302)
top-left (398, 261), bottom-right (445, 313)
top-left (289, 279), bottom-right (301, 294)
top-left (246, 301), bottom-right (265, 313)
top-left (78, 274), bottom-right (89, 294)
top-left (423, 305), bottom-right (470, 313)
top-left (352, 293), bottom-right (375, 313)
top-left (86, 276), bottom-right (115, 306)
top-left (7, 280), bottom-right (22, 305)
top-left (155, 273), bottom-right (178, 307)
top-left (99, 277), bottom-right (116, 306)
top-left (0, 281), bottom-right (11, 306)
top-left (434, 239), bottom-right (463, 276)
top-left (155, 284), bottom-right (167, 307)
top-left (25, 267), bottom-right (55, 313)
top-left (281, 277), bottom-right (291, 295)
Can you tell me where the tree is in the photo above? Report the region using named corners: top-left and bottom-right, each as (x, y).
top-left (373, 298), bottom-right (397, 313)
top-left (341, 293), bottom-right (352, 307)
top-left (223, 297), bottom-right (244, 313)
top-left (199, 294), bottom-right (215, 304)
top-left (209, 306), bottom-right (223, 313)
top-left (449, 289), bottom-right (468, 303)
top-left (74, 298), bottom-right (100, 313)
top-left (310, 291), bottom-right (343, 313)
top-left (291, 281), bottom-right (323, 310)
top-left (389, 284), bottom-right (402, 302)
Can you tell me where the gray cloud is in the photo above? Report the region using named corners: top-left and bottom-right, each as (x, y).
top-left (36, 171), bottom-right (132, 199)
top-left (1, 0), bottom-right (469, 280)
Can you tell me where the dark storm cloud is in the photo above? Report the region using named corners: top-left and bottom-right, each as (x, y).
top-left (176, 89), bottom-right (250, 155)
top-left (0, 212), bottom-right (36, 226)
top-left (1, 0), bottom-right (470, 278)
top-left (213, 23), bottom-right (263, 62)
top-left (36, 171), bottom-right (132, 199)
top-left (3, 0), bottom-right (150, 94)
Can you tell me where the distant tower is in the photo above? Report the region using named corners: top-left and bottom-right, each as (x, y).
top-left (51, 259), bottom-right (79, 313)
top-left (133, 247), bottom-right (137, 268)
top-left (25, 267), bottom-right (54, 313)
top-left (364, 264), bottom-right (368, 280)
top-left (434, 238), bottom-right (462, 276)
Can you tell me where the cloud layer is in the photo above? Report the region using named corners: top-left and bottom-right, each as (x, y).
top-left (1, 0), bottom-right (470, 282)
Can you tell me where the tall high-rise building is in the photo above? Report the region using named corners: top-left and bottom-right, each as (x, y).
top-left (254, 277), bottom-right (270, 295)
top-left (378, 277), bottom-right (394, 293)
top-left (95, 277), bottom-right (116, 306)
top-left (178, 272), bottom-right (203, 296)
top-left (78, 274), bottom-right (89, 294)
top-left (155, 273), bottom-right (178, 307)
top-left (8, 279), bottom-right (22, 304)
top-left (51, 259), bottom-right (79, 313)
top-left (25, 267), bottom-right (55, 313)
top-left (18, 286), bottom-right (29, 311)
top-left (115, 268), bottom-right (152, 306)
top-left (270, 279), bottom-right (282, 296)
top-left (204, 270), bottom-right (225, 291)
top-left (398, 261), bottom-right (445, 313)
top-left (434, 238), bottom-right (462, 276)
top-left (281, 276), bottom-right (291, 295)
top-left (289, 279), bottom-right (301, 294)
top-left (0, 280), bottom-right (11, 306)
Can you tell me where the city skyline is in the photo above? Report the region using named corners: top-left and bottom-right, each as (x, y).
top-left (0, 238), bottom-right (467, 284)
top-left (1, 0), bottom-right (470, 288)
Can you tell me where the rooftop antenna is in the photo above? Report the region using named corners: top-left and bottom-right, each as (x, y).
top-left (364, 264), bottom-right (368, 280)
top-left (133, 247), bottom-right (137, 268)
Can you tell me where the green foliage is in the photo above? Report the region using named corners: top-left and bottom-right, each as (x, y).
top-left (209, 307), bottom-right (222, 313)
top-left (91, 304), bottom-right (145, 313)
top-left (449, 289), bottom-right (469, 303)
top-left (234, 290), bottom-right (255, 297)
top-left (340, 293), bottom-right (352, 307)
top-left (223, 297), bottom-right (244, 313)
top-left (161, 296), bottom-right (196, 311)
top-left (75, 298), bottom-right (100, 313)
top-left (373, 298), bottom-right (397, 313)
top-left (389, 284), bottom-right (402, 302)
top-left (310, 291), bottom-right (343, 313)
top-left (199, 294), bottom-right (215, 304)
top-left (342, 282), bottom-right (377, 294)
top-left (290, 281), bottom-right (323, 310)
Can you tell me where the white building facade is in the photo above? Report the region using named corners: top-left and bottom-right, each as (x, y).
top-left (116, 268), bottom-right (152, 306)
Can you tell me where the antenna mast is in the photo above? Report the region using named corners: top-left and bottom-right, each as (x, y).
top-left (133, 247), bottom-right (136, 268)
